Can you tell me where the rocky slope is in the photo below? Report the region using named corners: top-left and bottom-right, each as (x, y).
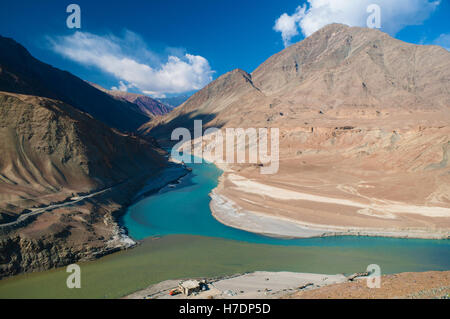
top-left (148, 24), bottom-right (449, 132)
top-left (0, 91), bottom-right (173, 278)
top-left (0, 35), bottom-right (150, 132)
top-left (0, 91), bottom-right (166, 216)
top-left (145, 24), bottom-right (450, 238)
top-left (142, 68), bottom-right (264, 139)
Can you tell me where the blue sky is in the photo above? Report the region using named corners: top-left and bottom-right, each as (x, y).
top-left (0, 0), bottom-right (449, 97)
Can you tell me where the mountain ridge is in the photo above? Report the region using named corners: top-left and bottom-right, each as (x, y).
top-left (147, 23), bottom-right (450, 137)
top-left (0, 89), bottom-right (176, 278)
top-left (0, 35), bottom-right (150, 132)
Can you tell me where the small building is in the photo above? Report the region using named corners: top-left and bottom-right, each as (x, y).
top-left (178, 280), bottom-right (206, 296)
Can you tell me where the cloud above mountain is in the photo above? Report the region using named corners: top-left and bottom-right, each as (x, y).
top-left (433, 33), bottom-right (450, 50)
top-left (49, 31), bottom-right (214, 96)
top-left (274, 6), bottom-right (307, 47)
top-left (274, 0), bottom-right (440, 47)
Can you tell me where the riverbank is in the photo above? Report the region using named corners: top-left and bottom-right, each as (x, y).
top-left (1, 232), bottom-right (449, 298)
top-left (125, 270), bottom-right (450, 299)
top-left (210, 188), bottom-right (450, 240)
top-left (125, 271), bottom-right (350, 299)
top-left (172, 137), bottom-right (450, 239)
top-left (0, 157), bottom-right (189, 279)
top-left (175, 142), bottom-right (450, 239)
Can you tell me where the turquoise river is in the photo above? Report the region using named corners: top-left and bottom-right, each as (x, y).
top-left (0, 154), bottom-right (448, 298)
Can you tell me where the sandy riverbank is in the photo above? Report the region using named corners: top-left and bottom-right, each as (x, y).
top-left (125, 270), bottom-right (450, 299)
top-left (209, 187), bottom-right (450, 239)
top-left (125, 271), bottom-right (350, 299)
top-left (175, 135), bottom-right (450, 239)
top-left (209, 173), bottom-right (450, 239)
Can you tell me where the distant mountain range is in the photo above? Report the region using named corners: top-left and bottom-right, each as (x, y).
top-left (157, 94), bottom-right (191, 108)
top-left (88, 82), bottom-right (173, 117)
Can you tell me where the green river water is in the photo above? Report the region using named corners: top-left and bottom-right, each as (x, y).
top-left (0, 155), bottom-right (448, 298)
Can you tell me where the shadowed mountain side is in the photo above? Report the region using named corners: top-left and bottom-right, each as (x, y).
top-left (0, 36), bottom-right (150, 132)
top-left (140, 68), bottom-right (264, 140)
top-left (140, 111), bottom-right (221, 144)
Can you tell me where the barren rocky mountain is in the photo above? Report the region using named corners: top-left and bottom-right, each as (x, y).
top-left (0, 36), bottom-right (186, 279)
top-left (89, 82), bottom-right (173, 117)
top-left (0, 91), bottom-right (166, 219)
top-left (0, 35), bottom-right (150, 132)
top-left (0, 90), bottom-right (172, 278)
top-left (148, 23), bottom-right (449, 133)
top-left (146, 24), bottom-right (450, 238)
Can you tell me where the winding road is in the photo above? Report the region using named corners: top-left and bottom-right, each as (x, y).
top-left (0, 186), bottom-right (115, 228)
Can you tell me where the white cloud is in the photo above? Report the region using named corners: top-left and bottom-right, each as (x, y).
top-left (49, 31), bottom-right (214, 96)
top-left (273, 6), bottom-right (306, 47)
top-left (111, 81), bottom-right (132, 92)
top-left (274, 0), bottom-right (440, 47)
top-left (433, 33), bottom-right (450, 50)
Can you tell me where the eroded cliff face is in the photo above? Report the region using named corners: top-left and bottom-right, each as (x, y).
top-left (0, 234), bottom-right (105, 277)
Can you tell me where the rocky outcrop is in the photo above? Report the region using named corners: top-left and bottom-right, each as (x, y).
top-left (0, 164), bottom-right (188, 279)
top-left (0, 234), bottom-right (102, 278)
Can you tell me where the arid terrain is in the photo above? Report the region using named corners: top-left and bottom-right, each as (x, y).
top-left (287, 271), bottom-right (450, 299)
top-left (0, 36), bottom-right (185, 278)
top-left (126, 270), bottom-right (450, 299)
top-left (0, 23), bottom-right (448, 293)
top-left (147, 24), bottom-right (450, 239)
top-left (0, 90), bottom-right (183, 278)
